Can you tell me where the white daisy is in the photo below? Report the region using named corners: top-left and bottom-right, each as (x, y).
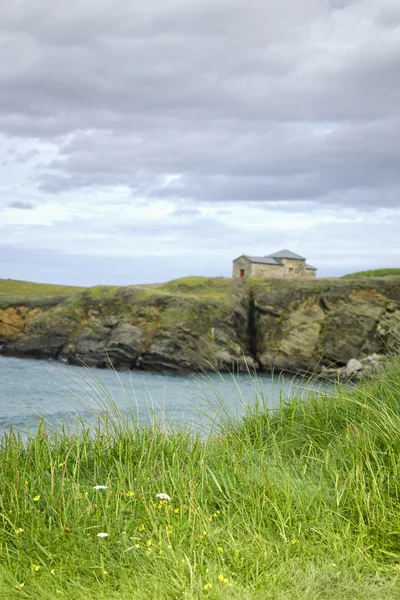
top-left (155, 493), bottom-right (171, 501)
top-left (93, 485), bottom-right (108, 490)
top-left (97, 532), bottom-right (109, 538)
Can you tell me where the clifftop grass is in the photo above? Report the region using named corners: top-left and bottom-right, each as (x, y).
top-left (1, 357), bottom-right (400, 598)
top-left (3, 274), bottom-right (400, 310)
top-left (0, 279), bottom-right (84, 309)
top-left (343, 268), bottom-right (400, 278)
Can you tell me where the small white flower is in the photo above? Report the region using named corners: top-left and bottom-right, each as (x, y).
top-left (97, 532), bottom-right (109, 538)
top-left (93, 485), bottom-right (108, 490)
top-left (155, 493), bottom-right (171, 501)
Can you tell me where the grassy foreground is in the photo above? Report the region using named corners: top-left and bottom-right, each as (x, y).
top-left (1, 365), bottom-right (400, 599)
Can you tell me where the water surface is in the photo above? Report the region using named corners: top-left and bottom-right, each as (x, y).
top-left (0, 356), bottom-right (327, 436)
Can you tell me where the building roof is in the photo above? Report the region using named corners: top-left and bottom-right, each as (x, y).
top-left (266, 249), bottom-right (306, 260)
top-left (242, 255), bottom-right (281, 265)
top-left (233, 249), bottom-right (310, 266)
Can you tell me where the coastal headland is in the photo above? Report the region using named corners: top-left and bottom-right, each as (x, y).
top-left (0, 275), bottom-right (399, 379)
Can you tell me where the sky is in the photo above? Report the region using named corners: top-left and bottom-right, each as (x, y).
top-left (0, 0), bottom-right (399, 285)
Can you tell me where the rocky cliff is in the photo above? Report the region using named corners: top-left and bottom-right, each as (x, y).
top-left (1, 276), bottom-right (399, 378)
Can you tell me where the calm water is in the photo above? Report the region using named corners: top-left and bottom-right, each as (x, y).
top-left (0, 356), bottom-right (327, 436)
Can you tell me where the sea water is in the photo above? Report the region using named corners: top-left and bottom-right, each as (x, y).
top-left (0, 356), bottom-right (328, 436)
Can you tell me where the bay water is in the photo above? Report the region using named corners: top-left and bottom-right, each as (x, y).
top-left (0, 356), bottom-right (328, 436)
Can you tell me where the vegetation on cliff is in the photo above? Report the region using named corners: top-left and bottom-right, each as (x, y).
top-left (1, 356), bottom-right (400, 598)
top-left (1, 275), bottom-right (400, 375)
top-left (343, 268), bottom-right (400, 278)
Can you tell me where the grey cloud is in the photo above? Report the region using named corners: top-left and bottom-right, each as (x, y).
top-left (8, 200), bottom-right (34, 209)
top-left (0, 0), bottom-right (399, 131)
top-left (39, 118), bottom-right (400, 208)
top-left (0, 0), bottom-right (399, 214)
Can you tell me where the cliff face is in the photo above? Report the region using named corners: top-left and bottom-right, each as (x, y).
top-left (1, 277), bottom-right (399, 375)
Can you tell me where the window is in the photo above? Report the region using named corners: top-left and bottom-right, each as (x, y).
top-left (240, 269), bottom-right (245, 278)
top-left (288, 267), bottom-right (294, 273)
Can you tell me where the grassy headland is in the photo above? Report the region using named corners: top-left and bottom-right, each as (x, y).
top-left (1, 357), bottom-right (400, 598)
top-left (343, 268), bottom-right (400, 278)
top-left (0, 279), bottom-right (84, 309)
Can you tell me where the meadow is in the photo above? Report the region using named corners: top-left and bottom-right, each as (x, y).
top-left (1, 357), bottom-right (400, 600)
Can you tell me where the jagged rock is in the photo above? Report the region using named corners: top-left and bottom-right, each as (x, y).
top-left (0, 277), bottom-right (399, 375)
top-left (103, 316), bottom-right (118, 328)
top-left (103, 324), bottom-right (146, 368)
top-left (137, 330), bottom-right (208, 372)
top-left (345, 358), bottom-right (363, 377)
top-left (4, 310), bottom-right (75, 359)
top-left (59, 324), bottom-right (112, 366)
top-left (0, 306), bottom-right (43, 342)
top-left (318, 354), bottom-right (386, 382)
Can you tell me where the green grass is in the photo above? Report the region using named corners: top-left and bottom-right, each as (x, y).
top-left (0, 279), bottom-right (84, 298)
top-left (2, 361), bottom-right (400, 598)
top-left (343, 269), bottom-right (400, 278)
top-left (0, 279), bottom-right (85, 308)
top-left (157, 276), bottom-right (235, 300)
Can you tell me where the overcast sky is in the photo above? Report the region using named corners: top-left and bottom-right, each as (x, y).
top-left (0, 0), bottom-right (399, 285)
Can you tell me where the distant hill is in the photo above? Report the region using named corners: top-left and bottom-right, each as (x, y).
top-left (342, 268), bottom-right (400, 278)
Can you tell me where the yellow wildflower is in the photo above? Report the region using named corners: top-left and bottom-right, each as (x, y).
top-left (15, 583), bottom-right (25, 590)
top-left (203, 583), bottom-right (212, 590)
top-left (174, 508), bottom-right (179, 514)
top-left (217, 546), bottom-right (223, 553)
top-left (16, 528), bottom-right (24, 534)
top-left (125, 491), bottom-right (134, 497)
top-left (33, 495), bottom-right (40, 502)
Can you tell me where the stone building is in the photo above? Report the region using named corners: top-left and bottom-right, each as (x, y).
top-left (232, 249), bottom-right (317, 279)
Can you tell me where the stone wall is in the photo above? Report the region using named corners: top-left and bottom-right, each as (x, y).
top-left (280, 258), bottom-right (316, 277)
top-left (232, 257), bottom-right (252, 278)
top-left (249, 262), bottom-right (284, 278)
